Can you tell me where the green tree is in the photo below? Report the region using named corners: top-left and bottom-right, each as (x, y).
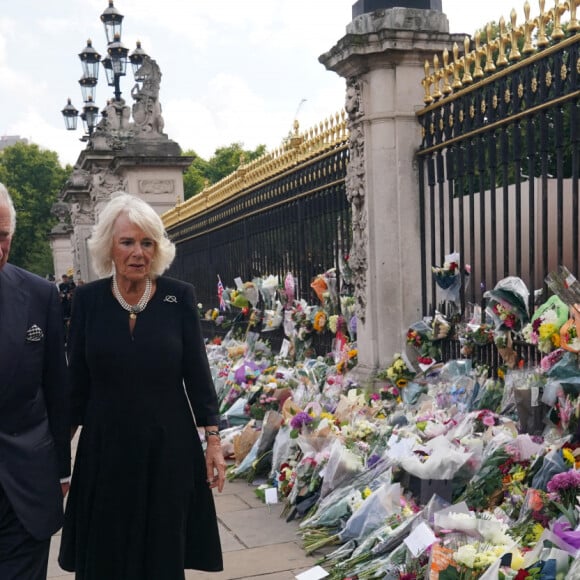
top-left (182, 142), bottom-right (267, 200)
top-left (0, 142), bottom-right (71, 275)
top-left (182, 150), bottom-right (210, 200)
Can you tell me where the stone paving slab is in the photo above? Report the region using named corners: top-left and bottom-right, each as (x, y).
top-left (219, 506), bottom-right (301, 549)
top-left (186, 542), bottom-right (316, 580)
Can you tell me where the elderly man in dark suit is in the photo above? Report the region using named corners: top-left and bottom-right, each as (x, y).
top-left (0, 183), bottom-right (70, 579)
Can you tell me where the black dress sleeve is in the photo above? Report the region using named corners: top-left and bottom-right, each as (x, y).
top-left (67, 285), bottom-right (91, 426)
top-left (181, 283), bottom-right (220, 426)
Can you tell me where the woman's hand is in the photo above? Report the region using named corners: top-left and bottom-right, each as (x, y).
top-left (205, 439), bottom-right (226, 492)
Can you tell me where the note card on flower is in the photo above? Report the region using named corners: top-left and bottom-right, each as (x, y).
top-left (295, 565), bottom-right (329, 580)
top-left (264, 487), bottom-right (278, 504)
top-left (404, 521), bottom-right (438, 557)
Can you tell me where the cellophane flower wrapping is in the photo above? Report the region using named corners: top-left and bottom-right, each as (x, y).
top-left (258, 275), bottom-right (280, 309)
top-left (398, 435), bottom-right (472, 480)
top-left (432, 252), bottom-right (464, 304)
top-left (319, 438), bottom-right (365, 498)
top-left (484, 276), bottom-right (530, 331)
top-left (337, 481), bottom-right (402, 542)
top-left (531, 448), bottom-right (570, 491)
top-left (509, 369), bottom-right (549, 435)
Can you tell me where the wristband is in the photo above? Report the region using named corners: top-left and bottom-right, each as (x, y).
top-left (205, 429), bottom-right (221, 440)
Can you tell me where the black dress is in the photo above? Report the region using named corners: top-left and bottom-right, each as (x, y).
top-left (58, 276), bottom-right (223, 580)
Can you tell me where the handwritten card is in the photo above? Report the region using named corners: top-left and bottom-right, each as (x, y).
top-left (295, 565), bottom-right (329, 580)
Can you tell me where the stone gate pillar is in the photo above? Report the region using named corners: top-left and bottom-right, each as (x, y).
top-left (320, 3), bottom-right (464, 378)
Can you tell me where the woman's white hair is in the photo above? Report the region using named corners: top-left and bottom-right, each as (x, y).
top-left (88, 192), bottom-right (176, 278)
top-left (0, 182), bottom-right (17, 234)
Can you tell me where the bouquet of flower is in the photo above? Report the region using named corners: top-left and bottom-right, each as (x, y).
top-left (432, 252), bottom-right (470, 305)
top-left (244, 392), bottom-right (280, 420)
top-left (484, 276), bottom-right (529, 332)
top-left (407, 320), bottom-right (441, 363)
top-left (522, 295), bottom-right (568, 353)
top-left (546, 468), bottom-right (580, 527)
top-left (432, 252), bottom-right (461, 290)
top-left (377, 353), bottom-right (416, 389)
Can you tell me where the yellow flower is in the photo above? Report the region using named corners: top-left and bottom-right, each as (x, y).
top-left (348, 349), bottom-right (358, 359)
top-left (396, 378), bottom-right (408, 388)
top-left (511, 469), bottom-right (525, 482)
top-left (320, 412), bottom-right (335, 422)
top-left (539, 322), bottom-right (557, 340)
top-left (362, 487), bottom-right (372, 499)
top-left (563, 447), bottom-right (575, 466)
top-left (552, 333), bottom-right (561, 347)
top-left (498, 368), bottom-right (505, 380)
top-left (211, 308), bottom-right (219, 320)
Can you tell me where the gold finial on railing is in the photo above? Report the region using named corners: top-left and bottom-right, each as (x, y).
top-left (461, 36), bottom-right (474, 83)
top-left (441, 49), bottom-right (453, 93)
top-left (473, 32), bottom-right (485, 79)
top-left (419, 0), bottom-right (577, 110)
top-left (484, 23), bottom-right (497, 73)
top-left (452, 43), bottom-right (463, 89)
top-left (509, 9), bottom-right (522, 61)
top-left (432, 54), bottom-right (443, 99)
top-left (422, 60), bottom-right (434, 103)
top-left (536, 0), bottom-right (550, 47)
top-left (551, 0), bottom-right (566, 39)
top-left (569, 0), bottom-right (579, 32)
top-left (522, 2), bottom-right (536, 54)
top-left (497, 17), bottom-right (510, 66)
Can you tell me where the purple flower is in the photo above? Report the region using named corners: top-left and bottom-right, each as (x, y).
top-left (367, 454), bottom-right (381, 469)
top-left (547, 469), bottom-right (580, 493)
top-left (290, 412), bottom-right (313, 430)
top-left (349, 315), bottom-right (357, 335)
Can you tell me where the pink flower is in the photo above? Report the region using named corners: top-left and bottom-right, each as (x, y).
top-left (482, 414), bottom-right (496, 427)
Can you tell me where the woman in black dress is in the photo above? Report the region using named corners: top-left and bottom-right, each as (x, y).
top-left (59, 193), bottom-right (225, 579)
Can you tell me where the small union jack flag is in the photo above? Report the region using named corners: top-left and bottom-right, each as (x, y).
top-left (217, 275), bottom-right (227, 311)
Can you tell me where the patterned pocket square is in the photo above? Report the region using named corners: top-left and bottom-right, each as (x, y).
top-left (26, 325), bottom-right (44, 342)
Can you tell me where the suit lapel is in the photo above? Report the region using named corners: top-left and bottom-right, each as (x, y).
top-left (0, 265), bottom-right (29, 388)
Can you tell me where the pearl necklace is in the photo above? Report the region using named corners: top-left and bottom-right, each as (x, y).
top-left (112, 274), bottom-right (152, 320)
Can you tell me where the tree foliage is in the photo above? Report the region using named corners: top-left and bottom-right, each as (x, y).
top-left (0, 143), bottom-right (71, 275)
top-left (182, 142), bottom-right (267, 200)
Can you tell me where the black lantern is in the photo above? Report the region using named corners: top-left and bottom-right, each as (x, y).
top-left (81, 97), bottom-right (99, 135)
top-left (107, 33), bottom-right (129, 75)
top-left (129, 40), bottom-right (147, 76)
top-left (79, 75), bottom-right (98, 103)
top-left (101, 57), bottom-right (115, 87)
top-left (100, 0), bottom-right (124, 45)
top-left (78, 39), bottom-right (101, 80)
top-left (61, 98), bottom-right (79, 131)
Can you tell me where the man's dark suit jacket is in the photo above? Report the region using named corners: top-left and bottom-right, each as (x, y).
top-left (0, 263), bottom-right (70, 540)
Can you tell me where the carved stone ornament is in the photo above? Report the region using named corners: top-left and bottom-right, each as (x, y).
top-left (90, 168), bottom-right (127, 202)
top-left (138, 179), bottom-right (174, 194)
top-left (344, 77), bottom-right (368, 322)
top-left (69, 196), bottom-right (94, 226)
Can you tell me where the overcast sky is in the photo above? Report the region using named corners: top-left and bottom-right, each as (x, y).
top-left (1, 1), bottom-right (536, 167)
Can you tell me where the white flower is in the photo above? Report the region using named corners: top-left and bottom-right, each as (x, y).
top-left (454, 544), bottom-right (477, 568)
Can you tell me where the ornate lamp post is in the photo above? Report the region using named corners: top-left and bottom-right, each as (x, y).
top-left (61, 0), bottom-right (147, 139)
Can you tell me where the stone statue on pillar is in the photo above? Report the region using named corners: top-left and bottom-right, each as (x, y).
top-left (131, 55), bottom-right (165, 137)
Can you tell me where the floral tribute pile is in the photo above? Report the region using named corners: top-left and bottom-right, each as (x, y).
top-left (201, 268), bottom-right (580, 579)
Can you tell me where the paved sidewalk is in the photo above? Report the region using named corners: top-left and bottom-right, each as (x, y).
top-left (48, 477), bottom-right (319, 579)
